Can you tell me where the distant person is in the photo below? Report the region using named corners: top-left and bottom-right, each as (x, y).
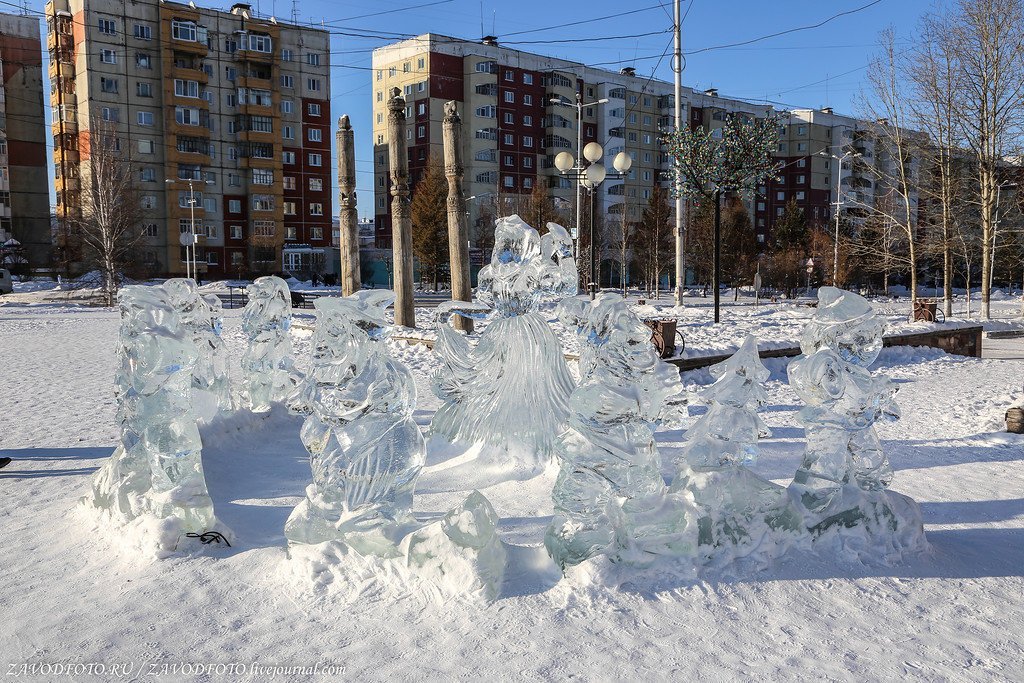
top-left (311, 273), bottom-right (319, 287)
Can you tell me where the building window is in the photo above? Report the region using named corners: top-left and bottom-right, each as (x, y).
top-left (523, 177), bottom-right (533, 189)
top-left (417, 125), bottom-right (425, 138)
top-left (229, 225), bottom-right (242, 239)
top-left (286, 225), bottom-right (297, 240)
top-left (523, 73), bottom-right (533, 85)
top-left (417, 102), bottom-right (427, 116)
top-left (283, 201), bottom-right (296, 215)
top-left (308, 153), bottom-right (322, 166)
top-left (309, 178), bottom-right (323, 191)
top-left (283, 151), bottom-right (296, 164)
top-left (136, 53), bottom-right (151, 69)
top-left (417, 81), bottom-right (426, 93)
top-left (523, 115), bottom-right (533, 126)
top-left (138, 139), bottom-right (154, 154)
top-left (503, 133), bottom-right (513, 145)
top-left (203, 198), bottom-right (216, 213)
top-left (283, 176), bottom-right (296, 190)
top-left (248, 34), bottom-right (272, 52)
top-left (523, 94), bottom-right (533, 106)
top-left (776, 191), bottom-right (785, 201)
top-left (174, 79), bottom-right (200, 98)
top-left (252, 168), bottom-right (274, 185)
top-left (142, 223), bottom-right (158, 236)
top-left (100, 77), bottom-right (118, 93)
top-left (523, 136), bottom-right (533, 148)
top-left (308, 128), bottom-right (322, 142)
top-left (503, 112), bottom-right (514, 125)
top-left (140, 168), bottom-right (156, 182)
top-left (98, 18), bottom-right (116, 35)
top-left (503, 155), bottom-right (513, 166)
top-left (175, 106), bottom-right (200, 126)
top-left (797, 174), bottom-right (806, 184)
top-left (504, 91), bottom-right (515, 103)
top-left (503, 176), bottom-right (514, 188)
top-left (132, 24), bottom-right (151, 40)
top-left (307, 78), bottom-right (321, 92)
top-left (140, 195), bottom-right (156, 210)
top-left (228, 199), bottom-right (242, 213)
top-left (796, 191), bottom-right (806, 200)
top-left (504, 70), bottom-right (513, 81)
top-left (282, 49), bottom-right (292, 62)
top-left (797, 158), bottom-right (806, 168)
top-left (253, 220), bottom-right (275, 237)
top-left (225, 66), bottom-right (237, 82)
top-left (308, 103), bottom-right (321, 117)
top-left (171, 19), bottom-right (196, 42)
top-left (137, 111), bottom-right (154, 126)
top-left (281, 75), bottom-right (294, 88)
top-left (252, 195), bottom-right (274, 211)
top-left (306, 53), bottom-right (320, 66)
top-left (101, 107), bottom-right (119, 122)
top-left (99, 49), bottom-right (116, 64)
top-left (283, 125), bottom-right (294, 139)
top-left (309, 203), bottom-right (323, 216)
top-left (136, 82), bottom-right (152, 97)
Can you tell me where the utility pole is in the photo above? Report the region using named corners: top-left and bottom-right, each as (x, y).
top-left (387, 88), bottom-right (415, 328)
top-left (337, 114), bottom-right (360, 296)
top-left (673, 0), bottom-right (686, 305)
top-left (442, 101), bottom-right (473, 333)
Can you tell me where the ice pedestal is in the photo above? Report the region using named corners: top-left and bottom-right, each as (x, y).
top-left (429, 216), bottom-right (577, 475)
top-left (241, 275), bottom-right (300, 413)
top-left (286, 291), bottom-right (506, 599)
top-left (671, 335), bottom-right (803, 564)
top-left (545, 294), bottom-right (698, 570)
top-left (83, 284), bottom-right (220, 551)
top-left (787, 287), bottom-right (925, 561)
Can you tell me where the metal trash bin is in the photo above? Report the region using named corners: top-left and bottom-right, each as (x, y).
top-left (643, 318), bottom-right (680, 359)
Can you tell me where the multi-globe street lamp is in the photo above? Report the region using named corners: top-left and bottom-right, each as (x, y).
top-left (554, 142), bottom-right (633, 299)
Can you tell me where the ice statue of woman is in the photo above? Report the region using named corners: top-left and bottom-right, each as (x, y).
top-left (546, 294), bottom-right (696, 569)
top-left (430, 216), bottom-right (577, 474)
top-left (285, 291), bottom-right (425, 551)
top-left (241, 275), bottom-right (300, 413)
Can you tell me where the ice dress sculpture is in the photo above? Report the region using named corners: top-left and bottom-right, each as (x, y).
top-left (84, 284), bottom-right (218, 539)
top-left (430, 216), bottom-right (577, 471)
top-left (787, 287), bottom-right (925, 559)
top-left (286, 291), bottom-right (506, 599)
top-left (671, 335), bottom-right (801, 564)
top-left (241, 275), bottom-right (300, 413)
top-left (165, 279), bottom-right (232, 416)
top-left (546, 294), bottom-right (697, 570)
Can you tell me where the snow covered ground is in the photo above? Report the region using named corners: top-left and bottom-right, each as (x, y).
top-left (2, 296), bottom-right (1024, 681)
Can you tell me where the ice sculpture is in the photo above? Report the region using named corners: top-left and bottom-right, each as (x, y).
top-left (285, 291), bottom-right (425, 549)
top-left (546, 294), bottom-right (697, 570)
top-left (84, 284), bottom-right (218, 537)
top-left (671, 335), bottom-right (801, 564)
top-left (430, 215), bottom-right (577, 472)
top-left (787, 287), bottom-right (925, 558)
top-left (165, 279), bottom-right (232, 416)
top-left (287, 290), bottom-right (506, 599)
top-left (241, 275), bottom-right (300, 413)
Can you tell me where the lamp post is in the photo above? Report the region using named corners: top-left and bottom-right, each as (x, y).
top-left (991, 180), bottom-right (1017, 291)
top-left (818, 148), bottom-right (861, 286)
top-left (554, 142), bottom-right (632, 299)
top-left (550, 94), bottom-right (608, 261)
top-left (166, 177), bottom-right (213, 281)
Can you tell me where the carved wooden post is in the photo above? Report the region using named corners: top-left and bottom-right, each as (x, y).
top-left (441, 101), bottom-right (474, 333)
top-left (337, 114), bottom-right (360, 296)
top-left (387, 88), bottom-right (415, 328)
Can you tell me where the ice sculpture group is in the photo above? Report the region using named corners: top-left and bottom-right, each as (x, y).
top-left (84, 215), bottom-right (925, 600)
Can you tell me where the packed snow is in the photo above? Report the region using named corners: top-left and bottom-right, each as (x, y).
top-left (2, 289), bottom-right (1024, 680)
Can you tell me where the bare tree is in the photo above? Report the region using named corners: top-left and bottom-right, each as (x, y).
top-left (68, 121), bottom-right (146, 306)
top-left (859, 28), bottom-right (924, 306)
top-left (947, 0), bottom-right (1024, 318)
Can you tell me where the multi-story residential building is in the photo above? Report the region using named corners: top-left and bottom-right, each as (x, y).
top-left (46, 0), bottom-right (331, 279)
top-left (0, 12), bottom-right (50, 271)
top-left (371, 34), bottom-right (916, 260)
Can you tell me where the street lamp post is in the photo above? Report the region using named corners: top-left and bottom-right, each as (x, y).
top-left (991, 180), bottom-right (1017, 291)
top-left (818, 148), bottom-right (861, 286)
top-left (554, 142), bottom-right (632, 299)
top-left (166, 177), bottom-right (213, 281)
top-left (550, 94), bottom-right (608, 261)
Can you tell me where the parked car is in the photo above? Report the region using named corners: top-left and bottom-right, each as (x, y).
top-left (0, 268), bottom-right (12, 295)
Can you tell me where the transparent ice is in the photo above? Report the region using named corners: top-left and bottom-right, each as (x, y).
top-left (671, 335), bottom-right (801, 561)
top-left (546, 294), bottom-right (697, 570)
top-left (285, 291), bottom-right (425, 551)
top-left (165, 279), bottom-right (232, 415)
top-left (787, 287), bottom-right (924, 557)
top-left (84, 284), bottom-right (217, 532)
top-left (430, 215), bottom-right (577, 469)
top-left (241, 275), bottom-right (300, 413)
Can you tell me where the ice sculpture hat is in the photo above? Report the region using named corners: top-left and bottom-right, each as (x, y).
top-left (801, 286), bottom-right (884, 366)
top-left (814, 287), bottom-right (874, 325)
top-left (314, 290), bottom-right (395, 339)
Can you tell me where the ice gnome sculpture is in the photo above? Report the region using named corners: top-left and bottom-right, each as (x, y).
top-left (546, 294), bottom-right (697, 570)
top-left (285, 291), bottom-right (425, 550)
top-left (787, 286), bottom-right (925, 559)
top-left (165, 279), bottom-right (232, 415)
top-left (287, 291), bottom-right (506, 600)
top-left (84, 284), bottom-right (217, 536)
top-left (671, 335), bottom-right (801, 564)
top-left (430, 215), bottom-right (577, 470)
top-left (241, 275), bottom-right (300, 413)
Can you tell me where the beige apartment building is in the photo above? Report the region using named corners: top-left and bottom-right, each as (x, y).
top-left (46, 0), bottom-right (332, 279)
top-left (371, 34), bottom-right (915, 263)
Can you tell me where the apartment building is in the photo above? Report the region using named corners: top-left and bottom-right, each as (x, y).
top-left (0, 12), bottom-right (50, 271)
top-left (46, 0), bottom-right (331, 279)
top-left (371, 34), bottom-right (914, 254)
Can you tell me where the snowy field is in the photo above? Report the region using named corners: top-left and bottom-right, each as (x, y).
top-left (2, 292), bottom-right (1024, 681)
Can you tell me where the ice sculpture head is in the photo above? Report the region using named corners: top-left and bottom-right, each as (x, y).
top-left (244, 275), bottom-right (292, 333)
top-left (312, 290), bottom-right (395, 376)
top-left (117, 284), bottom-right (181, 338)
top-left (477, 215), bottom-right (578, 317)
top-left (800, 287), bottom-right (883, 366)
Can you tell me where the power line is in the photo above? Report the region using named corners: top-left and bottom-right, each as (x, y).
top-left (505, 29), bottom-right (673, 46)
top-left (498, 4), bottom-right (667, 39)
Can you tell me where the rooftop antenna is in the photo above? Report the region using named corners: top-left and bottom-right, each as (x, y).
top-left (479, 1), bottom-right (483, 41)
top-left (491, 10), bottom-right (495, 37)
top-left (291, 0), bottom-right (298, 24)
top-left (825, 71), bottom-right (830, 109)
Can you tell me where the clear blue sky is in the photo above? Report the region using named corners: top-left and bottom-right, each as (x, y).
top-left (304, 0), bottom-right (926, 213)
